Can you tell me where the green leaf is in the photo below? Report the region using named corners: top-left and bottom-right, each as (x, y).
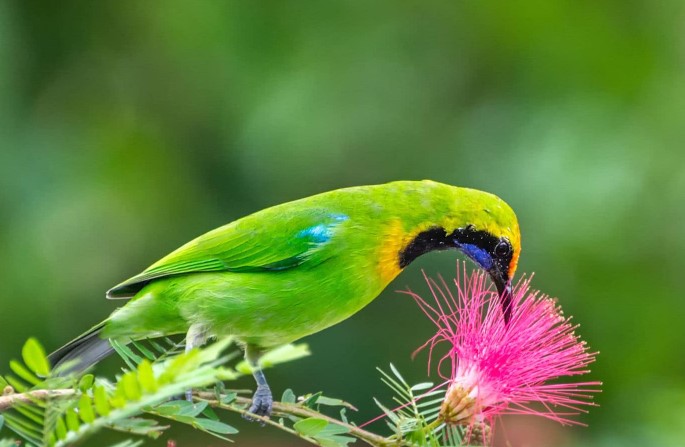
top-left (281, 388), bottom-right (296, 404)
top-left (416, 396), bottom-right (445, 409)
top-left (176, 401), bottom-right (208, 417)
top-left (317, 440), bottom-right (338, 447)
top-left (65, 407), bottom-right (80, 432)
top-left (148, 339), bottom-right (168, 355)
top-left (78, 394), bottom-right (95, 423)
top-left (131, 341), bottom-right (156, 361)
top-left (151, 401), bottom-right (181, 416)
top-left (169, 415), bottom-right (194, 425)
top-left (339, 408), bottom-right (348, 424)
top-left (78, 374), bottom-right (94, 392)
top-left (2, 413), bottom-right (42, 443)
top-left (389, 363), bottom-right (407, 385)
top-left (107, 440), bottom-right (145, 447)
top-left (2, 418), bottom-right (37, 445)
top-left (0, 414), bottom-right (4, 431)
top-left (55, 415), bottom-right (67, 440)
top-left (317, 437), bottom-right (356, 447)
top-left (110, 393), bottom-right (126, 409)
top-left (373, 398), bottom-right (400, 424)
top-left (234, 343), bottom-right (310, 373)
top-left (4, 374), bottom-right (28, 393)
top-left (235, 362), bottom-right (252, 375)
top-left (152, 400), bottom-right (209, 419)
top-left (13, 403), bottom-right (43, 425)
top-left (378, 366), bottom-right (412, 402)
top-left (111, 340), bottom-right (142, 369)
top-left (318, 423), bottom-right (350, 436)
top-left (119, 371), bottom-right (142, 401)
top-left (315, 395), bottom-right (357, 410)
top-left (157, 349), bottom-right (197, 383)
top-left (110, 417), bottom-right (165, 437)
top-left (258, 343), bottom-right (310, 368)
top-left (201, 405), bottom-right (219, 421)
top-left (213, 381), bottom-right (226, 400)
top-left (93, 385), bottom-right (111, 416)
top-left (410, 382), bottom-right (435, 392)
top-left (137, 360), bottom-right (157, 393)
top-left (301, 392), bottom-right (323, 409)
top-left (316, 395), bottom-right (344, 406)
top-left (9, 360), bottom-right (40, 386)
top-left (193, 418), bottom-right (238, 435)
top-left (310, 424), bottom-right (356, 447)
top-left (0, 376), bottom-right (7, 388)
top-left (294, 417), bottom-right (328, 436)
top-left (220, 391), bottom-right (237, 404)
top-left (21, 338), bottom-right (50, 377)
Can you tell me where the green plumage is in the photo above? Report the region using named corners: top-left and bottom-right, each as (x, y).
top-left (101, 180), bottom-right (518, 346)
top-left (50, 180), bottom-right (521, 413)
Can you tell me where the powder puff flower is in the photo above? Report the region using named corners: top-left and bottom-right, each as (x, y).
top-left (407, 264), bottom-right (601, 429)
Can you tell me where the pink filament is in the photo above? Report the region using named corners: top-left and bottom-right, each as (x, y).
top-left (405, 263), bottom-right (602, 426)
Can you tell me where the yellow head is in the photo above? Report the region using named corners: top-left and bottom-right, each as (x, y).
top-left (390, 181), bottom-right (521, 321)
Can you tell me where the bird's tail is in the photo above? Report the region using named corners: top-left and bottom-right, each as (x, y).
top-left (48, 321), bottom-right (115, 375)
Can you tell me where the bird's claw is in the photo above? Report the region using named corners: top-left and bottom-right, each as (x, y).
top-left (244, 384), bottom-right (273, 424)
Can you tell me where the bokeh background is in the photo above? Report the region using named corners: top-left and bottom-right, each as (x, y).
top-left (1, 1), bottom-right (684, 446)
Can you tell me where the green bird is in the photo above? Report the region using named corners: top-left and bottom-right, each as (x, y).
top-left (49, 180), bottom-right (521, 417)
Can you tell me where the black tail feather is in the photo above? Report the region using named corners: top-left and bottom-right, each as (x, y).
top-left (48, 322), bottom-right (115, 375)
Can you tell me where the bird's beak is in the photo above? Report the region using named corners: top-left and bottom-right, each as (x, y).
top-left (491, 270), bottom-right (513, 324)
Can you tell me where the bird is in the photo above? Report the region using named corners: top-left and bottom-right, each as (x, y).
top-left (48, 180), bottom-right (521, 418)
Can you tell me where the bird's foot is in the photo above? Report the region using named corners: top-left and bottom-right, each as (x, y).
top-left (170, 389), bottom-right (194, 401)
top-left (244, 384), bottom-right (273, 423)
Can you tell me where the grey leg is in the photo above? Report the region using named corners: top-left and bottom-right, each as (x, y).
top-left (184, 324), bottom-right (208, 401)
top-left (244, 344), bottom-right (273, 419)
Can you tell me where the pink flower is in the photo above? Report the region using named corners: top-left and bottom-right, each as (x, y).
top-left (407, 264), bottom-right (601, 427)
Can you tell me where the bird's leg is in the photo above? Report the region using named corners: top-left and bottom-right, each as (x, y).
top-left (184, 323), bottom-right (208, 401)
top-left (244, 343), bottom-right (273, 420)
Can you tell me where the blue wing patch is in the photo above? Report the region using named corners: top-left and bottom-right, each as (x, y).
top-left (252, 213), bottom-right (349, 271)
top-left (297, 214), bottom-right (349, 244)
top-left (297, 223), bottom-right (333, 243)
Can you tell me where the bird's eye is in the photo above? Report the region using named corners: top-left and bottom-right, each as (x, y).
top-left (494, 239), bottom-right (511, 257)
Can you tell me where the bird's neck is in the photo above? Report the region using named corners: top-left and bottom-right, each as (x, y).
top-left (376, 220), bottom-right (455, 284)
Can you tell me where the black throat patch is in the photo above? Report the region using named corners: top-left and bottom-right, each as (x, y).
top-left (398, 225), bottom-right (509, 270)
top-left (398, 225), bottom-right (515, 324)
top-left (398, 227), bottom-right (452, 268)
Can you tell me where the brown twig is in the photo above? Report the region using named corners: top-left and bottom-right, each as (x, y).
top-left (195, 391), bottom-right (396, 447)
top-left (0, 388), bottom-right (76, 411)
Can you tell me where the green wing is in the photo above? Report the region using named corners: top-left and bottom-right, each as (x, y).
top-left (107, 208), bottom-right (350, 298)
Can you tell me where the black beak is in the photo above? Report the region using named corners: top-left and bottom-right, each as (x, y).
top-left (491, 271), bottom-right (513, 324)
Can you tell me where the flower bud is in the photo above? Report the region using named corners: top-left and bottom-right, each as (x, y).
top-left (464, 421), bottom-right (492, 446)
top-left (439, 382), bottom-right (477, 425)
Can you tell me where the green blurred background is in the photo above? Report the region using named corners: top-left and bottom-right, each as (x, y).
top-left (1, 1), bottom-right (684, 446)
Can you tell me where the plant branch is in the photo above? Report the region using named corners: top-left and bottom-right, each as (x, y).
top-left (1, 388), bottom-right (397, 446)
top-left (194, 393), bottom-right (320, 445)
top-left (0, 388), bottom-right (76, 411)
top-left (195, 392), bottom-right (395, 447)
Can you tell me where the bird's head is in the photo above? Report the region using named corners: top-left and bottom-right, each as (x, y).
top-left (449, 221), bottom-right (520, 322)
top-left (396, 183), bottom-right (521, 322)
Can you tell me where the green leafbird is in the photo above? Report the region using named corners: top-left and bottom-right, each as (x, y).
top-left (49, 180), bottom-right (521, 417)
